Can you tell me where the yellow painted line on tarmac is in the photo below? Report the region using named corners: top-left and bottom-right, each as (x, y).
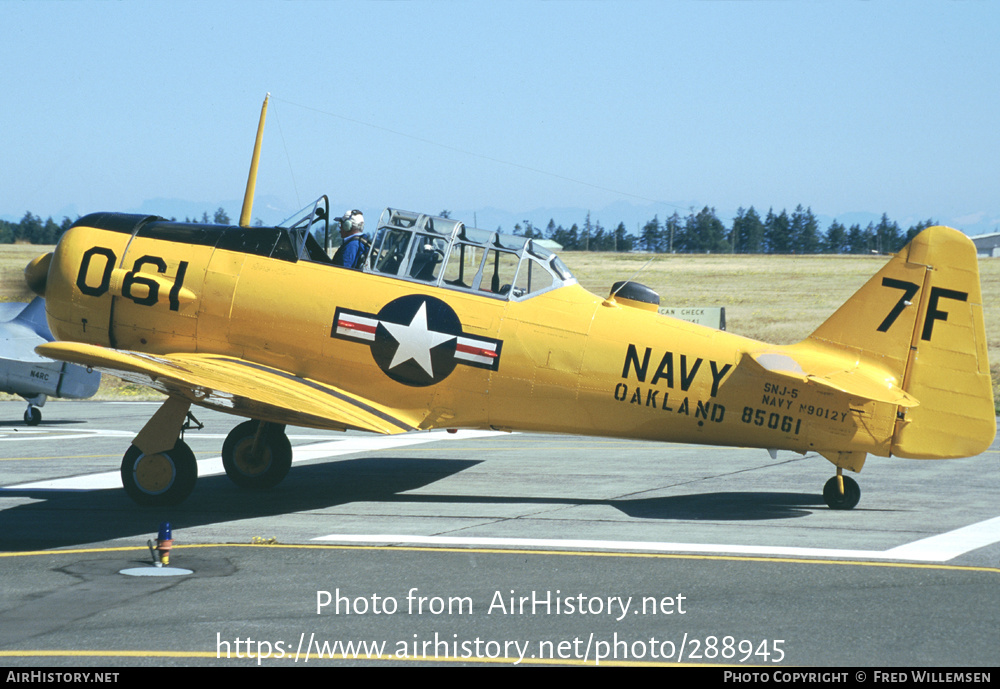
top-left (0, 545), bottom-right (149, 557)
top-left (2, 542), bottom-right (998, 574)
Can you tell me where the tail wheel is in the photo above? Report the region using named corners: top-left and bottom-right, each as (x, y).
top-left (121, 439), bottom-right (198, 506)
top-left (222, 420), bottom-right (292, 489)
top-left (823, 475), bottom-right (861, 510)
top-left (24, 406), bottom-right (41, 426)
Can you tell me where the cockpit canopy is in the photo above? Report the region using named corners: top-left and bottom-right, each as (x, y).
top-left (287, 199), bottom-right (575, 301)
top-left (365, 208), bottom-right (574, 300)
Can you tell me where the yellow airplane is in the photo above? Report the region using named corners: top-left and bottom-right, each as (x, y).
top-left (23, 96), bottom-right (995, 509)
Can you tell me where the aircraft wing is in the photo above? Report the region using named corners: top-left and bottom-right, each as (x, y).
top-left (35, 342), bottom-right (420, 434)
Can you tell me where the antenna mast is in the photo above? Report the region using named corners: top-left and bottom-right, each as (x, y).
top-left (239, 93), bottom-right (270, 227)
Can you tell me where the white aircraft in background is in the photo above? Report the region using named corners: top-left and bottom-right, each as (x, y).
top-left (0, 298), bottom-right (101, 424)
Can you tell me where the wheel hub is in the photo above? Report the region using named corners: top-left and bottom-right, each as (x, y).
top-left (234, 439), bottom-right (272, 476)
top-left (133, 453), bottom-right (176, 494)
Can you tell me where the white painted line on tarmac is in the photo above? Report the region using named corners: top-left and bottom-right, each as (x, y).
top-left (0, 429), bottom-right (136, 442)
top-left (312, 517), bottom-right (1000, 563)
top-left (0, 429), bottom-right (505, 492)
top-left (288, 430), bottom-right (502, 461)
top-left (3, 473), bottom-right (122, 492)
top-left (880, 515), bottom-right (1000, 561)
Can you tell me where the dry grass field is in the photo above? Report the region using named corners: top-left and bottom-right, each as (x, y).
top-left (2, 243), bottom-right (999, 409)
top-left (0, 244), bottom-right (46, 303)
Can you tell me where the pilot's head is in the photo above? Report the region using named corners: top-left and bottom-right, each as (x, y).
top-left (340, 210), bottom-right (364, 238)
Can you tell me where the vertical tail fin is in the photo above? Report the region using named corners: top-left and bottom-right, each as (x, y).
top-left (808, 226), bottom-right (994, 459)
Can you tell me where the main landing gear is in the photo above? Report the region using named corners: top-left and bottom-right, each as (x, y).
top-left (221, 420), bottom-right (292, 489)
top-left (118, 396), bottom-right (294, 506)
top-left (121, 439), bottom-right (198, 506)
top-left (822, 468), bottom-right (861, 510)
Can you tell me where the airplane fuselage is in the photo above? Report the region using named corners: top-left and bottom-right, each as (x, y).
top-left (43, 214), bottom-right (898, 460)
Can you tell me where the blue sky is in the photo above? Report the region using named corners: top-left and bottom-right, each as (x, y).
top-left (2, 1), bottom-right (999, 235)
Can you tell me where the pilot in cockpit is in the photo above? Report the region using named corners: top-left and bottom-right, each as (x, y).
top-left (332, 210), bottom-right (368, 269)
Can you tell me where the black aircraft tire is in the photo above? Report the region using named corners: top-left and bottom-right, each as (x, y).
top-left (121, 439), bottom-right (198, 506)
top-left (24, 407), bottom-right (41, 426)
top-left (222, 420), bottom-right (292, 489)
top-left (823, 475), bottom-right (861, 510)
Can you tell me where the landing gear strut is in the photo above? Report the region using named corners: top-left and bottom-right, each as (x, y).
top-left (222, 420), bottom-right (292, 489)
top-left (823, 469), bottom-right (860, 510)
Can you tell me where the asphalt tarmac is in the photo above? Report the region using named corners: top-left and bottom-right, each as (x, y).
top-left (0, 400), bottom-right (997, 667)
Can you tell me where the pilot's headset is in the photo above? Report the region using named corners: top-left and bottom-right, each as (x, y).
top-left (340, 210), bottom-right (364, 235)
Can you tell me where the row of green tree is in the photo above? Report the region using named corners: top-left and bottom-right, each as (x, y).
top-left (0, 213), bottom-right (75, 245)
top-left (514, 206), bottom-right (936, 255)
top-left (5, 205), bottom-right (933, 255)
top-left (0, 209), bottom-right (234, 245)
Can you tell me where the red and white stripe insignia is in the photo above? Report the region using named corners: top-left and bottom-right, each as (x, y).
top-left (336, 313), bottom-right (378, 342)
top-left (455, 336), bottom-right (498, 366)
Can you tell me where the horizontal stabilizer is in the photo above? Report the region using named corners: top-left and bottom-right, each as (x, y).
top-left (742, 352), bottom-right (919, 407)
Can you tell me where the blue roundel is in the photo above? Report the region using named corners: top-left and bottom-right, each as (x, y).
top-left (370, 295), bottom-right (462, 387)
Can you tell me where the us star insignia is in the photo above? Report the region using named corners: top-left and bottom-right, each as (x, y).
top-left (332, 295), bottom-right (503, 386)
